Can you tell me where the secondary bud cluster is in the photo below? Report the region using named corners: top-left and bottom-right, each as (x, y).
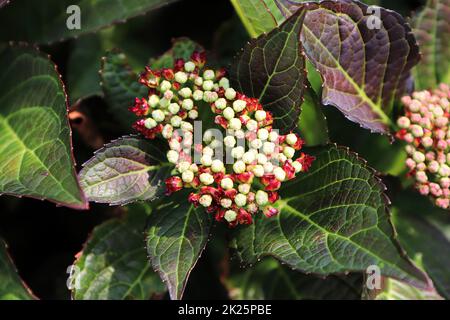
top-left (396, 84), bottom-right (450, 209)
top-left (130, 52), bottom-right (315, 226)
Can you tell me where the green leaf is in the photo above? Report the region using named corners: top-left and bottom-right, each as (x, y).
top-left (392, 210), bottom-right (450, 299)
top-left (72, 204), bottom-right (166, 300)
top-left (231, 9), bottom-right (307, 133)
top-left (0, 239), bottom-right (35, 300)
top-left (232, 145), bottom-right (430, 290)
top-left (227, 258), bottom-right (363, 300)
top-left (0, 0), bottom-right (180, 44)
top-left (230, 0), bottom-right (278, 38)
top-left (412, 0), bottom-right (450, 89)
top-left (67, 34), bottom-right (104, 103)
top-left (100, 49), bottom-right (148, 129)
top-left (149, 38), bottom-right (204, 69)
top-left (0, 45), bottom-right (87, 209)
top-left (78, 136), bottom-right (172, 205)
top-left (146, 190), bottom-right (213, 300)
top-left (298, 87), bottom-right (329, 146)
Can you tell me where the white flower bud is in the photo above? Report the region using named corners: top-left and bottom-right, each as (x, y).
top-left (413, 151), bottom-right (425, 163)
top-left (203, 70), bottom-right (215, 80)
top-left (219, 77), bottom-right (230, 89)
top-left (233, 100), bottom-right (247, 112)
top-left (283, 146), bottom-right (295, 159)
top-left (263, 162), bottom-right (274, 173)
top-left (233, 160), bottom-right (246, 173)
top-left (221, 198), bottom-right (233, 208)
top-left (193, 90), bottom-right (204, 101)
top-left (238, 184), bottom-right (251, 194)
top-left (182, 99), bottom-right (194, 110)
top-left (194, 76), bottom-right (203, 86)
top-left (210, 139), bottom-right (222, 149)
top-left (148, 95), bottom-right (160, 107)
top-left (144, 117), bottom-right (157, 129)
top-left (221, 177), bottom-right (234, 190)
top-left (169, 139), bottom-right (181, 151)
top-left (235, 194), bottom-right (247, 207)
top-left (180, 121), bottom-right (193, 132)
top-left (224, 136), bottom-right (236, 148)
top-left (199, 173), bottom-right (214, 185)
top-left (397, 116), bottom-right (410, 129)
top-left (177, 161), bottom-right (191, 173)
top-left (203, 146), bottom-right (214, 156)
top-left (179, 87), bottom-right (192, 98)
top-left (242, 151), bottom-right (256, 164)
top-left (231, 146), bottom-right (245, 159)
top-left (160, 80), bottom-right (171, 92)
top-left (250, 139), bottom-right (262, 149)
top-left (167, 150), bottom-right (179, 164)
top-left (182, 170), bottom-right (194, 183)
top-left (256, 153), bottom-right (268, 165)
top-left (274, 167), bottom-right (286, 181)
top-left (152, 109), bottom-right (165, 122)
top-left (278, 153), bottom-right (287, 163)
top-left (199, 195), bottom-right (213, 207)
top-left (246, 119), bottom-right (258, 131)
top-left (201, 155), bottom-right (213, 166)
top-left (263, 142), bottom-right (275, 155)
top-left (188, 110), bottom-right (199, 119)
top-left (203, 91), bottom-right (218, 103)
top-left (257, 128), bottom-right (269, 140)
top-left (190, 163), bottom-right (199, 173)
top-left (203, 80), bottom-right (214, 91)
top-left (174, 71), bottom-right (188, 83)
top-left (224, 210), bottom-right (237, 222)
top-left (228, 118), bottom-right (242, 130)
top-left (252, 165), bottom-right (265, 177)
top-left (168, 103), bottom-right (180, 114)
top-left (292, 161), bottom-right (302, 173)
top-left (184, 61), bottom-right (196, 72)
top-left (170, 115), bottom-right (182, 127)
top-left (234, 129), bottom-right (245, 139)
top-left (269, 131), bottom-right (279, 142)
top-left (211, 159), bottom-right (225, 173)
top-left (286, 134), bottom-right (298, 146)
top-left (215, 98), bottom-right (227, 110)
top-left (254, 110), bottom-right (267, 121)
top-left (223, 107), bottom-right (235, 120)
top-left (162, 124), bottom-right (173, 139)
top-left (225, 88), bottom-right (236, 100)
top-left (164, 90), bottom-right (174, 101)
top-left (256, 190), bottom-right (269, 206)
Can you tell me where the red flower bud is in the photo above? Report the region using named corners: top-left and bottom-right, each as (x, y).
top-left (165, 176), bottom-right (183, 195)
top-left (174, 59), bottom-right (185, 72)
top-left (215, 115), bottom-right (228, 129)
top-left (129, 97), bottom-right (149, 116)
top-left (188, 192), bottom-right (200, 206)
top-left (191, 51), bottom-right (206, 68)
top-left (268, 191), bottom-right (279, 203)
top-left (238, 208), bottom-right (253, 225)
top-left (296, 153), bottom-right (315, 172)
top-left (162, 68), bottom-right (174, 80)
top-left (263, 206), bottom-right (279, 218)
top-left (283, 161), bottom-right (296, 180)
top-left (236, 172), bottom-right (254, 184)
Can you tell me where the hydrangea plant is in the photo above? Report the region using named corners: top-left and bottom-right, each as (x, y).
top-left (0, 0), bottom-right (449, 301)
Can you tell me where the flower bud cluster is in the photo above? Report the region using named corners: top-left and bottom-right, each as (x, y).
top-left (396, 84), bottom-right (450, 209)
top-left (130, 52), bottom-right (315, 225)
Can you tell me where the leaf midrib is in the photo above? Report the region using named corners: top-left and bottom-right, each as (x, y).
top-left (277, 200), bottom-right (415, 282)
